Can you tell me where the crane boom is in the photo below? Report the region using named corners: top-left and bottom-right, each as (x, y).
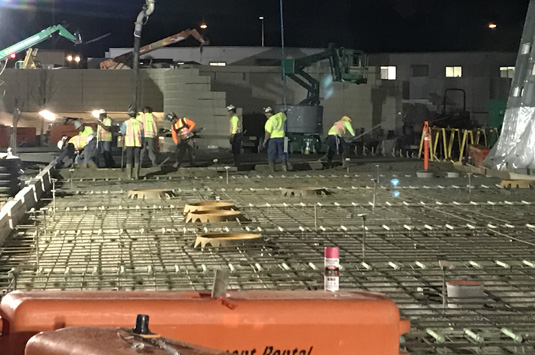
top-left (100, 29), bottom-right (208, 69)
top-left (0, 24), bottom-right (80, 62)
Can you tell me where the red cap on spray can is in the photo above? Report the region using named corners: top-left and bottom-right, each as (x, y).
top-left (325, 247), bottom-right (339, 259)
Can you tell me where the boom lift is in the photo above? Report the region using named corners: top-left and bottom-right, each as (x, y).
top-left (282, 43), bottom-right (368, 105)
top-left (0, 24), bottom-right (81, 63)
top-left (100, 29), bottom-right (208, 69)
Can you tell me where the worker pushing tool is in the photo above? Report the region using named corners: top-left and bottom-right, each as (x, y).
top-left (120, 109), bottom-right (144, 180)
top-left (167, 112), bottom-right (197, 168)
top-left (326, 115), bottom-right (355, 168)
top-left (96, 110), bottom-right (114, 168)
top-left (263, 106), bottom-right (288, 172)
top-left (227, 104), bottom-right (243, 168)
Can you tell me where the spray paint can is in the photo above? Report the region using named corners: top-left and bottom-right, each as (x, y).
top-left (324, 247), bottom-right (339, 292)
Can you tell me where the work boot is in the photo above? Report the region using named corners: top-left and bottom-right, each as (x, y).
top-left (233, 155), bottom-right (241, 169)
top-left (281, 163), bottom-right (288, 172)
top-left (133, 164), bottom-right (140, 180)
top-left (126, 164), bottom-right (133, 180)
top-left (268, 161), bottom-right (276, 173)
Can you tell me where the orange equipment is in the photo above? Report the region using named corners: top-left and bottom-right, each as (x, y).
top-left (100, 29), bottom-right (208, 69)
top-left (0, 290), bottom-right (410, 355)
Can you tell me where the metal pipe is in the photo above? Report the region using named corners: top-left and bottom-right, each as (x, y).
top-left (132, 0), bottom-right (156, 114)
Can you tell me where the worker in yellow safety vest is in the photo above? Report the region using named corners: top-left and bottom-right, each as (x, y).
top-left (326, 115), bottom-right (355, 168)
top-left (138, 106), bottom-right (159, 167)
top-left (262, 106), bottom-right (287, 172)
top-left (54, 121), bottom-right (96, 168)
top-left (227, 104), bottom-right (243, 168)
top-left (96, 110), bottom-right (115, 168)
top-left (73, 120), bottom-right (96, 167)
top-left (120, 109), bottom-right (144, 180)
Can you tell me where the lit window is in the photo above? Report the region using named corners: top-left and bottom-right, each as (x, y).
top-left (209, 62), bottom-right (227, 67)
top-left (500, 66), bottom-right (515, 78)
top-left (445, 66), bottom-right (462, 77)
top-left (380, 66), bottom-right (396, 80)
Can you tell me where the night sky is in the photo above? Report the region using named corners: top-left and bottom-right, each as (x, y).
top-left (0, 0), bottom-right (530, 57)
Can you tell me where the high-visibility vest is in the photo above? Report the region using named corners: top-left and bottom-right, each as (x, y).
top-left (98, 118), bottom-right (112, 142)
top-left (68, 135), bottom-right (88, 150)
top-left (264, 112), bottom-right (286, 138)
top-left (171, 117), bottom-right (196, 144)
top-left (328, 119), bottom-right (354, 136)
top-left (230, 115), bottom-right (243, 134)
top-left (79, 126), bottom-right (94, 137)
top-left (125, 118), bottom-right (143, 147)
top-left (139, 113), bottom-right (157, 138)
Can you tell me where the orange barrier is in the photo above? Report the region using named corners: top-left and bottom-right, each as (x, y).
top-left (0, 290), bottom-right (410, 355)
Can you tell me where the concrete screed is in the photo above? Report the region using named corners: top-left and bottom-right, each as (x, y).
top-left (0, 158), bottom-right (534, 355)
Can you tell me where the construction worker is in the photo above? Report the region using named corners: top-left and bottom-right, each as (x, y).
top-left (54, 121), bottom-right (96, 168)
top-left (166, 112), bottom-right (197, 168)
top-left (262, 106), bottom-right (287, 172)
top-left (120, 109), bottom-right (144, 180)
top-left (326, 115), bottom-right (355, 168)
top-left (96, 110), bottom-right (114, 168)
top-left (74, 120), bottom-right (97, 167)
top-left (227, 104), bottom-right (243, 168)
top-left (138, 106), bottom-right (159, 167)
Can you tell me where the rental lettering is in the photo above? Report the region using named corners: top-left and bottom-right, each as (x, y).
top-left (228, 346), bottom-right (313, 355)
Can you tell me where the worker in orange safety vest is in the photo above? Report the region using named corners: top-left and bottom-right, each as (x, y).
top-left (326, 115), bottom-right (355, 169)
top-left (166, 112), bottom-right (197, 168)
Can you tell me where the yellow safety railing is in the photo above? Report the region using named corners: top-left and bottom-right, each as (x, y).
top-left (418, 126), bottom-right (500, 162)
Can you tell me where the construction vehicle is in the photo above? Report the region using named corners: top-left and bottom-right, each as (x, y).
top-left (100, 29), bottom-right (208, 69)
top-left (282, 43), bottom-right (368, 106)
top-left (432, 89), bottom-right (477, 129)
top-left (276, 44), bottom-right (368, 154)
top-left (0, 24), bottom-right (81, 65)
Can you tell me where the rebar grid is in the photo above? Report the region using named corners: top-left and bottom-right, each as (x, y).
top-left (1, 166), bottom-right (535, 354)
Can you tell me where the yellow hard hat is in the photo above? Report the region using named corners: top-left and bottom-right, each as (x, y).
top-left (342, 115), bottom-right (352, 122)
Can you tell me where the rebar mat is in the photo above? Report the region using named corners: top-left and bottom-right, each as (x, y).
top-left (1, 166), bottom-right (534, 354)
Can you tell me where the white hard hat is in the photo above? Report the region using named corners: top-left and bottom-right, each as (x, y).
top-left (57, 136), bottom-right (67, 150)
top-left (227, 104), bottom-right (236, 111)
top-left (263, 106), bottom-right (274, 114)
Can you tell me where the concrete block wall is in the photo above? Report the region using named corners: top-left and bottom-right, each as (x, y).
top-left (0, 69), bottom-right (165, 114)
top-left (162, 68), bottom-right (232, 149)
top-left (201, 65), bottom-right (399, 137)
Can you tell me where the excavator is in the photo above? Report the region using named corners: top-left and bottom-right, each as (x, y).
top-left (100, 28), bottom-right (208, 69)
top-left (0, 24), bottom-right (81, 70)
